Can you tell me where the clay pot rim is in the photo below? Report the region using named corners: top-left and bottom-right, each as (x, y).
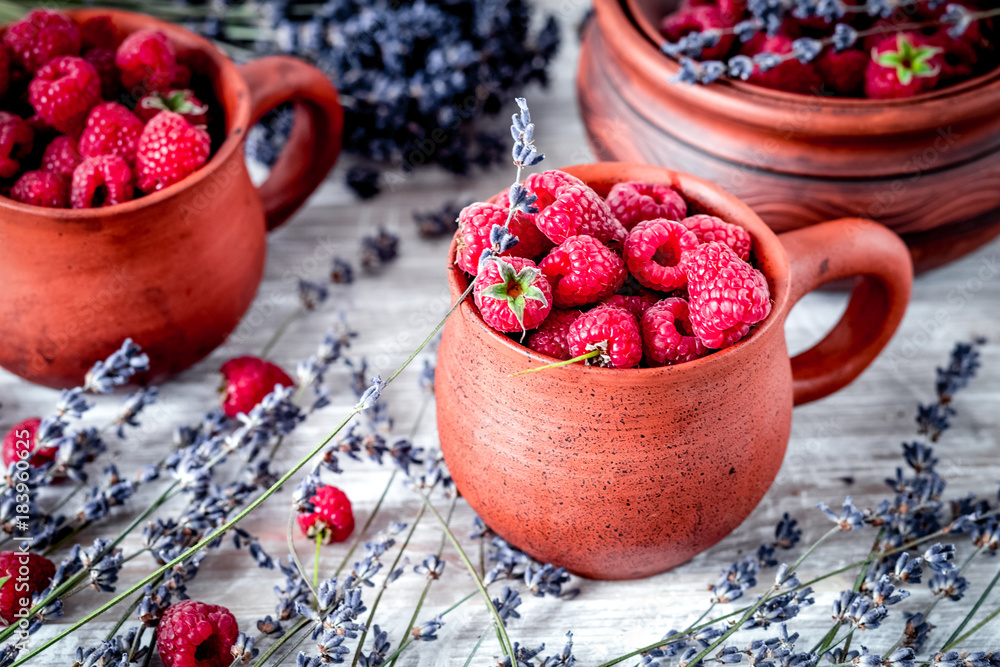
top-left (0, 9), bottom-right (250, 222)
top-left (449, 162), bottom-right (791, 377)
top-left (604, 0), bottom-right (1000, 129)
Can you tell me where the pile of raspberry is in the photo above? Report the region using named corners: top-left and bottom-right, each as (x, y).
top-left (0, 10), bottom-right (214, 209)
top-left (455, 170), bottom-right (772, 370)
top-left (660, 0), bottom-right (997, 99)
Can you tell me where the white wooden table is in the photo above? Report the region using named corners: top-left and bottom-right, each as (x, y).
top-left (4, 4), bottom-right (1000, 663)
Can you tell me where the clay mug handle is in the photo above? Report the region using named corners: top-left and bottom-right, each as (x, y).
top-left (238, 56), bottom-right (344, 231)
top-left (778, 219), bottom-right (913, 406)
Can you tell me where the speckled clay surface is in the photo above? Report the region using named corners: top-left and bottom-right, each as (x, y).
top-left (436, 163), bottom-right (913, 580)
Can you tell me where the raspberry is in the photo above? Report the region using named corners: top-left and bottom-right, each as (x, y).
top-left (219, 357), bottom-right (295, 418)
top-left (79, 16), bottom-right (118, 51)
top-left (136, 89), bottom-right (210, 126)
top-left (602, 292), bottom-right (659, 320)
top-left (473, 256), bottom-right (552, 333)
top-left (28, 56), bottom-right (102, 134)
top-left (641, 298), bottom-right (708, 366)
top-left (0, 46), bottom-right (10, 100)
top-left (605, 181), bottom-right (687, 231)
top-left (83, 48), bottom-right (120, 100)
top-left (682, 242), bottom-right (771, 349)
top-left (744, 35), bottom-right (823, 94)
top-left (115, 29), bottom-right (177, 92)
top-left (660, 6), bottom-right (736, 60)
top-left (520, 170), bottom-right (626, 247)
top-left (11, 170), bottom-right (69, 208)
top-left (170, 63), bottom-right (192, 89)
top-left (454, 201), bottom-right (550, 275)
top-left (0, 112), bottom-right (34, 178)
top-left (156, 599), bottom-right (239, 667)
top-left (3, 10), bottom-right (81, 74)
top-left (79, 102), bottom-right (145, 164)
top-left (539, 234), bottom-right (626, 308)
top-left (297, 484), bottom-right (355, 544)
top-left (71, 155), bottom-right (134, 209)
top-left (815, 48), bottom-right (868, 97)
top-left (41, 135), bottom-right (82, 176)
top-left (566, 306), bottom-right (643, 369)
top-left (681, 214), bottom-right (752, 261)
top-left (624, 219), bottom-right (700, 291)
top-left (136, 111), bottom-right (211, 192)
top-left (2, 417), bottom-right (58, 469)
top-left (526, 309), bottom-right (582, 360)
top-left (865, 33), bottom-right (943, 100)
top-left (0, 552), bottom-right (55, 625)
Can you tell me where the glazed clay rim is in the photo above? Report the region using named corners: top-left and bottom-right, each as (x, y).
top-left (451, 162), bottom-right (792, 378)
top-left (0, 9), bottom-right (251, 223)
top-left (603, 0), bottom-right (1000, 133)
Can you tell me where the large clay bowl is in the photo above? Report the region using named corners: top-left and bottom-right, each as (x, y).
top-left (0, 10), bottom-right (343, 388)
top-left (436, 163), bottom-right (913, 580)
top-left (577, 0), bottom-right (1000, 273)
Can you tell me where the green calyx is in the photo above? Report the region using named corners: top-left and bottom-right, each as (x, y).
top-left (478, 257), bottom-right (548, 332)
top-left (140, 89), bottom-right (208, 118)
top-left (872, 33), bottom-right (943, 86)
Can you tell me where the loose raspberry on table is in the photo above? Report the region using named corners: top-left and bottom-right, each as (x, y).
top-left (454, 201), bottom-right (550, 275)
top-left (219, 356), bottom-right (295, 418)
top-left (681, 214), bottom-right (752, 261)
top-left (28, 55), bottom-right (102, 134)
top-left (865, 32), bottom-right (943, 100)
top-left (2, 417), bottom-right (58, 469)
top-left (521, 170), bottom-right (627, 247)
top-left (0, 112), bottom-right (33, 179)
top-left (682, 241), bottom-right (772, 349)
top-left (3, 10), bottom-right (81, 74)
top-left (116, 29), bottom-right (178, 92)
top-left (540, 234), bottom-right (626, 308)
top-left (473, 256), bottom-right (552, 333)
top-left (156, 599), bottom-right (239, 667)
top-left (566, 305), bottom-right (643, 369)
top-left (0, 551), bottom-right (55, 625)
top-left (602, 292), bottom-right (660, 320)
top-left (137, 89), bottom-right (210, 126)
top-left (136, 111), bottom-right (211, 192)
top-left (297, 484), bottom-right (355, 544)
top-left (526, 309), bottom-right (582, 360)
top-left (71, 155), bottom-right (134, 208)
top-left (605, 181), bottom-right (687, 231)
top-left (641, 298), bottom-right (708, 366)
top-left (41, 135), bottom-right (82, 176)
top-left (79, 102), bottom-right (145, 164)
top-left (83, 47), bottom-right (121, 100)
top-left (11, 170), bottom-right (69, 208)
top-left (624, 219), bottom-right (700, 291)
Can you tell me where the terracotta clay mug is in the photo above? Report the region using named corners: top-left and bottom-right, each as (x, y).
top-left (436, 163), bottom-right (913, 580)
top-left (0, 10), bottom-right (343, 388)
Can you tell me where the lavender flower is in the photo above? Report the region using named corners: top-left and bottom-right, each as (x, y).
top-left (83, 339), bottom-right (149, 393)
top-left (817, 496), bottom-right (865, 531)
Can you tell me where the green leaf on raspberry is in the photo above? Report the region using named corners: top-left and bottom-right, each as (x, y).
top-left (872, 33), bottom-right (943, 86)
top-left (477, 258), bottom-right (549, 332)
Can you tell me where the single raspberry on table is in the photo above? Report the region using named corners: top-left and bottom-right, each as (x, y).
top-left (136, 111), bottom-right (211, 192)
top-left (137, 89), bottom-right (210, 126)
top-left (682, 241), bottom-right (771, 349)
top-left (473, 256), bottom-right (552, 333)
top-left (3, 10), bottom-right (81, 74)
top-left (79, 102), bottom-right (145, 164)
top-left (297, 484), bottom-right (355, 544)
top-left (865, 32), bottom-right (943, 100)
top-left (566, 305), bottom-right (643, 369)
top-left (681, 214), bottom-right (752, 261)
top-left (219, 357), bottom-right (295, 418)
top-left (539, 234), bottom-right (626, 308)
top-left (83, 48), bottom-right (121, 100)
top-left (28, 56), bottom-right (102, 134)
top-left (0, 551), bottom-right (55, 625)
top-left (641, 298), bottom-right (708, 366)
top-left (454, 201), bottom-right (550, 275)
top-left (11, 170), bottom-right (69, 208)
top-left (624, 219), bottom-right (700, 291)
top-left (660, 6), bottom-right (736, 60)
top-left (41, 135), bottom-right (82, 176)
top-left (71, 155), bottom-right (134, 209)
top-left (156, 599), bottom-right (239, 667)
top-left (743, 35), bottom-right (823, 94)
top-left (605, 181), bottom-right (687, 231)
top-left (815, 48), bottom-right (868, 97)
top-left (2, 417), bottom-right (58, 469)
top-left (526, 309), bottom-right (582, 360)
top-left (0, 112), bottom-right (33, 179)
top-left (602, 292), bottom-right (660, 320)
top-left (116, 29), bottom-right (177, 92)
top-left (517, 170), bottom-right (627, 247)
